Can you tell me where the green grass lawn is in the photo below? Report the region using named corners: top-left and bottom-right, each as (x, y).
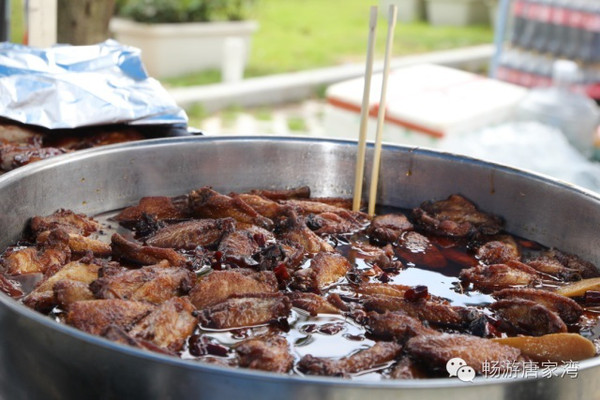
top-left (164, 0), bottom-right (493, 87)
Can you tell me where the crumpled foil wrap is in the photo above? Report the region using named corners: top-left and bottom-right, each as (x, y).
top-left (0, 39), bottom-right (188, 130)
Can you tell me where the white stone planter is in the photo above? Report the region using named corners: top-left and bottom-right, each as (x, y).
top-left (110, 17), bottom-right (259, 79)
top-left (425, 0), bottom-right (489, 26)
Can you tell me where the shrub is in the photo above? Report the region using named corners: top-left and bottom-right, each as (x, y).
top-left (117, 0), bottom-right (254, 23)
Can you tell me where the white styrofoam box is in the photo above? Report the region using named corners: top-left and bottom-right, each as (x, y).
top-left (426, 0), bottom-right (489, 27)
top-left (323, 64), bottom-right (528, 147)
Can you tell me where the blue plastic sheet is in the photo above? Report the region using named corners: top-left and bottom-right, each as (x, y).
top-left (0, 39), bottom-right (188, 129)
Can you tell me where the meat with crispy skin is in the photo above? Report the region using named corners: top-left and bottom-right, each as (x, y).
top-left (2, 241), bottom-right (70, 276)
top-left (366, 214), bottom-right (414, 245)
top-left (90, 262), bottom-right (194, 304)
top-left (0, 143), bottom-right (68, 171)
top-left (146, 218), bottom-right (235, 250)
top-left (248, 186), bottom-right (311, 201)
top-left (355, 282), bottom-right (413, 298)
top-left (54, 279), bottom-right (95, 309)
top-left (286, 291), bottom-right (342, 315)
top-left (298, 341), bottom-right (402, 377)
top-left (490, 298), bottom-right (567, 336)
top-left (389, 356), bottom-right (430, 379)
top-left (406, 333), bottom-right (523, 374)
top-left (291, 252), bottom-right (350, 293)
top-left (476, 236), bottom-right (520, 265)
top-left (234, 334), bottom-right (294, 373)
top-left (30, 209), bottom-right (101, 236)
top-left (217, 225), bottom-right (275, 267)
top-left (114, 196), bottom-right (189, 224)
top-left (362, 295), bottom-right (477, 329)
top-left (412, 194), bottom-right (503, 237)
top-left (111, 233), bottom-right (188, 267)
top-left (277, 209), bottom-right (333, 254)
top-left (527, 248), bottom-right (599, 280)
top-left (198, 293), bottom-right (291, 329)
top-left (236, 193), bottom-right (286, 219)
top-left (22, 260), bottom-right (102, 312)
top-left (492, 288), bottom-right (583, 324)
top-left (129, 297), bottom-right (198, 352)
top-left (366, 311), bottom-right (439, 343)
top-left (36, 229), bottom-right (111, 256)
top-left (189, 269), bottom-right (278, 309)
top-left (189, 187), bottom-right (274, 230)
top-left (459, 261), bottom-right (540, 292)
top-left (66, 299), bottom-right (155, 335)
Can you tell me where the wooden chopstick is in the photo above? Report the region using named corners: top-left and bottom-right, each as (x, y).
top-left (368, 4), bottom-right (397, 216)
top-left (352, 6), bottom-right (378, 212)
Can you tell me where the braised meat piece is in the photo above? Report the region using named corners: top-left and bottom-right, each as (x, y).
top-left (459, 261), bottom-right (541, 292)
top-left (189, 187), bottom-right (273, 230)
top-left (234, 334), bottom-right (294, 373)
top-left (189, 269), bottom-right (278, 309)
top-left (36, 229), bottom-right (111, 257)
top-left (236, 193), bottom-right (286, 219)
top-left (406, 333), bottom-right (523, 375)
top-left (0, 274), bottom-right (23, 297)
top-left (527, 249), bottom-right (599, 281)
top-left (217, 225), bottom-right (275, 267)
top-left (286, 291), bottom-right (342, 316)
top-left (412, 194), bottom-right (503, 237)
top-left (291, 252), bottom-right (350, 293)
top-left (395, 231), bottom-right (447, 269)
top-left (476, 236), bottom-right (520, 265)
top-left (2, 232), bottom-right (70, 276)
top-left (66, 299), bottom-right (155, 335)
top-left (111, 233), bottom-right (188, 267)
top-left (102, 325), bottom-right (176, 356)
top-left (355, 282), bottom-right (412, 298)
top-left (366, 311), bottom-right (439, 343)
top-left (362, 295), bottom-right (478, 329)
top-left (366, 214), bottom-right (414, 245)
top-left (129, 297), bottom-right (197, 352)
top-left (0, 143), bottom-right (67, 171)
top-left (389, 356), bottom-right (430, 379)
top-left (346, 242), bottom-right (402, 272)
top-left (30, 209), bottom-right (101, 236)
top-left (198, 293), bottom-right (291, 329)
top-left (22, 260), bottom-right (101, 312)
top-left (146, 218), bottom-right (235, 250)
top-left (492, 288), bottom-right (583, 324)
top-left (53, 279), bottom-right (96, 310)
top-left (305, 212), bottom-right (363, 235)
top-left (90, 262), bottom-right (194, 304)
top-left (276, 209), bottom-right (333, 254)
top-left (490, 298), bottom-right (567, 336)
top-left (114, 196), bottom-right (190, 225)
top-left (298, 341), bottom-right (402, 377)
top-left (248, 186), bottom-right (311, 201)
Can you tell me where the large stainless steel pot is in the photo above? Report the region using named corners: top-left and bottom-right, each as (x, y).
top-left (0, 136), bottom-right (599, 400)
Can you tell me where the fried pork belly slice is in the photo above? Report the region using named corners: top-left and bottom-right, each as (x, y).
top-left (0, 143), bottom-right (68, 171)
top-left (111, 233), bottom-right (188, 267)
top-left (90, 262), bottom-right (194, 304)
top-left (217, 225), bottom-right (275, 267)
top-left (490, 298), bottom-right (567, 336)
top-left (233, 334), bottom-right (294, 373)
top-left (36, 229), bottom-right (111, 257)
top-left (146, 218), bottom-right (235, 250)
top-left (30, 209), bottom-right (101, 236)
top-left (412, 194), bottom-right (503, 238)
top-left (305, 212), bottom-right (364, 235)
top-left (282, 199), bottom-right (370, 231)
top-left (189, 269), bottom-right (278, 309)
top-left (291, 252), bottom-right (350, 293)
top-left (66, 299), bottom-right (155, 335)
top-left (389, 356), bottom-right (430, 379)
top-left (22, 260), bottom-right (101, 312)
top-left (395, 231), bottom-right (447, 268)
top-left (459, 261), bottom-right (540, 293)
top-left (54, 279), bottom-right (95, 310)
top-left (476, 236), bottom-right (520, 265)
top-left (198, 293), bottom-right (291, 329)
top-left (248, 186), bottom-right (311, 201)
top-left (114, 196), bottom-right (190, 225)
top-left (298, 341), bottom-right (403, 377)
top-left (2, 234), bottom-right (70, 276)
top-left (365, 214), bottom-right (414, 245)
top-left (277, 209), bottom-right (334, 254)
top-left (102, 325), bottom-right (176, 356)
top-left (363, 295), bottom-right (478, 328)
top-left (253, 241), bottom-right (305, 271)
top-left (188, 187), bottom-right (274, 230)
top-left (527, 248), bottom-right (599, 280)
top-left (236, 193), bottom-right (286, 219)
top-left (407, 333), bottom-right (523, 375)
top-left (366, 311), bottom-right (439, 343)
top-left (493, 288), bottom-right (583, 324)
top-left (286, 291), bottom-right (342, 316)
top-left (0, 274), bottom-right (24, 297)
top-left (129, 297), bottom-right (198, 352)
top-left (347, 242), bottom-right (401, 272)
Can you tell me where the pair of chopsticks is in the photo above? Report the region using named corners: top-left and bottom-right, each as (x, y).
top-left (352, 5), bottom-right (398, 216)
